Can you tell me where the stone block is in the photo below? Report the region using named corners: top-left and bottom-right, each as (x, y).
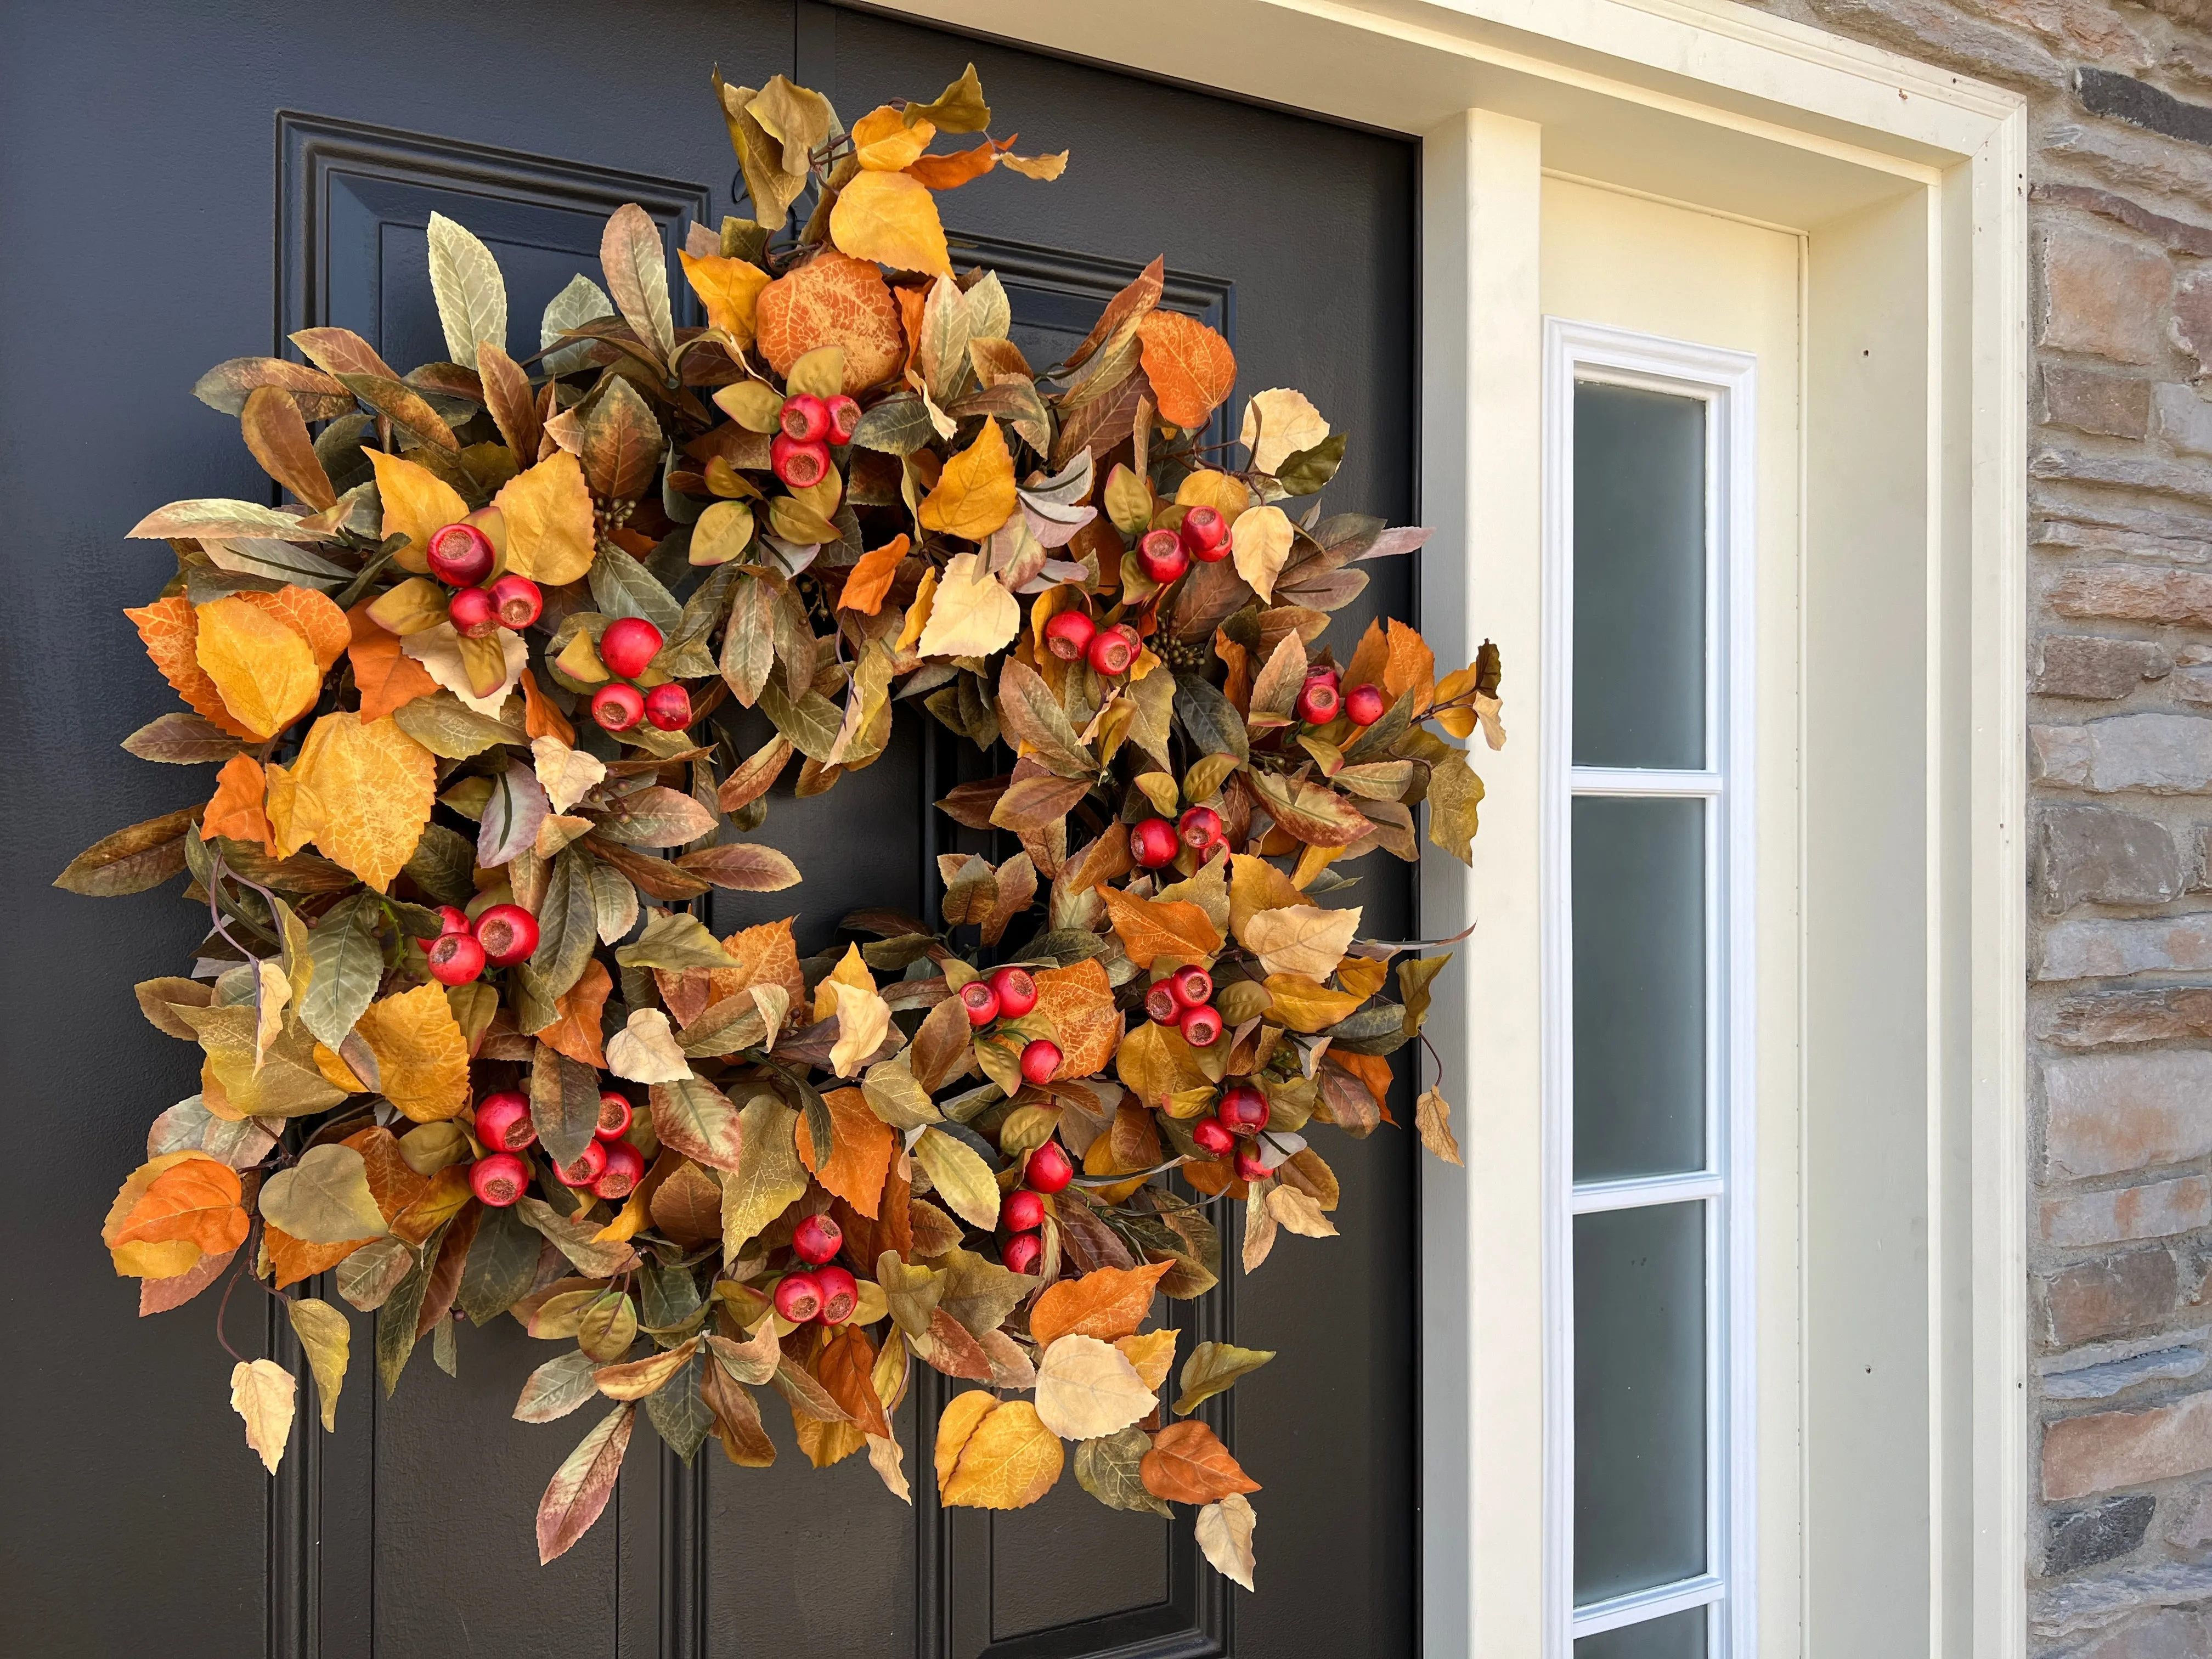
top-left (2164, 1480), bottom-right (2212, 1549)
top-left (2045, 363), bottom-right (2154, 438)
top-left (2044, 1178), bottom-right (2212, 1248)
top-left (2044, 1249), bottom-right (2179, 1346)
top-left (2040, 806), bottom-right (2183, 912)
top-left (2047, 1494), bottom-right (2157, 1577)
top-left (2037, 913), bottom-right (2212, 979)
top-left (2157, 382), bottom-right (2212, 458)
top-left (2044, 1392), bottom-right (2212, 1502)
top-left (2040, 988), bottom-right (2212, 1047)
top-left (2044, 1051), bottom-right (2212, 1178)
top-left (2033, 636), bottom-right (2171, 701)
top-left (2045, 1347), bottom-right (2207, 1402)
top-left (2057, 1608), bottom-right (2212, 1658)
top-left (2040, 224), bottom-right (2172, 364)
top-left (2034, 1560), bottom-right (2212, 1639)
top-left (2033, 714), bottom-right (2212, 793)
top-left (2032, 447), bottom-right (2212, 505)
top-left (2049, 565), bottom-right (2212, 628)
top-left (2178, 268), bottom-right (2212, 378)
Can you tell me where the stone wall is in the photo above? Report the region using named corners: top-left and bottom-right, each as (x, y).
top-left (1740, 2), bottom-right (2212, 1651)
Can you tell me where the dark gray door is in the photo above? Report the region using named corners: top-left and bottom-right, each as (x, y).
top-left (0, 3), bottom-right (1418, 1655)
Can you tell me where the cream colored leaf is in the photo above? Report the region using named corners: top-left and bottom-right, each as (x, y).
top-left (230, 1358), bottom-right (297, 1475)
top-left (425, 211), bottom-right (508, 362)
top-left (1034, 1335), bottom-right (1156, 1442)
top-left (828, 980), bottom-right (893, 1078)
top-left (606, 1008), bottom-right (692, 1085)
top-left (403, 623), bottom-right (527, 716)
top-left (1416, 1087), bottom-right (1464, 1166)
top-left (286, 1297), bottom-right (352, 1432)
top-left (1230, 505), bottom-right (1294, 605)
top-left (1235, 904), bottom-right (1362, 980)
top-left (916, 551), bottom-right (1020, 659)
top-left (1265, 1182), bottom-right (1338, 1239)
top-left (1239, 389), bottom-right (1328, 475)
top-left (1242, 1177), bottom-right (1278, 1272)
top-left (1196, 1493), bottom-right (1257, 1589)
top-left (867, 1433), bottom-right (913, 1503)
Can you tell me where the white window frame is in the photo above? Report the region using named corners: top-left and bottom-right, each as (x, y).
top-left (1539, 320), bottom-right (1759, 1658)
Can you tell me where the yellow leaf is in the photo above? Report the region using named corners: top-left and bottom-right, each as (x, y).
top-left (1114, 1019), bottom-right (1212, 1110)
top-left (912, 1126), bottom-right (1001, 1233)
top-left (238, 585), bottom-right (351, 673)
top-left (354, 983), bottom-right (472, 1121)
top-left (1261, 973), bottom-right (1366, 1035)
top-left (195, 596), bottom-right (321, 740)
top-left (494, 452), bottom-right (595, 586)
top-left (915, 551), bottom-right (1019, 659)
top-left (999, 150), bottom-right (1068, 180)
top-left (365, 449), bottom-right (470, 574)
top-left (230, 1358), bottom-right (297, 1475)
top-left (267, 713), bottom-right (435, 890)
top-left (253, 960), bottom-right (292, 1072)
top-left (1239, 388), bottom-right (1329, 475)
top-left (810, 940), bottom-right (878, 1022)
top-left (1235, 904), bottom-right (1363, 980)
top-left (852, 104), bottom-right (935, 171)
top-left (1231, 505), bottom-right (1294, 604)
top-left (1098, 887), bottom-right (1223, 969)
top-left (1034, 1334), bottom-right (1156, 1441)
top-left (721, 1097), bottom-right (806, 1256)
top-left (1228, 853), bottom-right (1306, 938)
top-left (896, 565), bottom-right (939, 653)
top-left (678, 251), bottom-right (772, 349)
top-left (829, 168), bottom-right (952, 277)
top-left (940, 1397), bottom-right (1064, 1509)
top-left (918, 418), bottom-right (1017, 543)
top-left (1115, 1328), bottom-right (1180, 1392)
top-left (286, 1297), bottom-right (351, 1432)
top-left (1417, 1087), bottom-right (1464, 1166)
top-left (1175, 470), bottom-right (1257, 528)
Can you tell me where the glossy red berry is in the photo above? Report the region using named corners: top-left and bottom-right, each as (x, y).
top-left (554, 1137), bottom-right (608, 1188)
top-left (1192, 1116), bottom-right (1236, 1157)
top-left (594, 1091), bottom-right (633, 1141)
top-left (1233, 1144), bottom-right (1271, 1183)
top-left (473, 902), bottom-right (540, 967)
top-left (1177, 806), bottom-right (1223, 854)
top-left (427, 521), bottom-right (496, 587)
top-left (1179, 1003), bottom-right (1223, 1047)
top-left (1181, 504), bottom-right (1229, 561)
top-left (815, 1265), bottom-right (858, 1325)
top-left (959, 980), bottom-right (1001, 1027)
top-left (1145, 981), bottom-right (1182, 1025)
top-left (600, 617), bottom-right (663, 680)
top-left (470, 1152), bottom-right (529, 1207)
top-left (1002, 1189), bottom-right (1045, 1233)
top-left (1296, 679), bottom-right (1340, 725)
top-left (792, 1213), bottom-right (843, 1266)
top-left (591, 681), bottom-right (645, 732)
top-left (825, 394), bottom-right (862, 444)
top-left (1305, 665), bottom-right (1341, 694)
top-left (1344, 682), bottom-right (1385, 726)
top-left (774, 1271), bottom-right (823, 1324)
top-left (643, 682), bottom-right (692, 731)
top-left (1043, 610), bottom-right (1096, 662)
top-left (989, 966), bottom-right (1038, 1020)
top-left (1218, 1083), bottom-right (1271, 1136)
top-left (426, 929), bottom-right (486, 986)
top-left (447, 584), bottom-right (499, 639)
top-left (1086, 625), bottom-right (1137, 678)
top-left (1025, 1141), bottom-right (1074, 1194)
top-left (1020, 1039), bottom-right (1062, 1087)
top-left (592, 1139), bottom-right (645, 1201)
top-left (1169, 966), bottom-right (1214, 1008)
top-left (1003, 1232), bottom-right (1043, 1275)
top-left (489, 573), bottom-right (543, 630)
top-left (437, 905), bottom-right (471, 935)
top-left (779, 393), bottom-right (830, 443)
top-left (474, 1090), bottom-right (535, 1153)
top-left (1137, 528), bottom-right (1189, 583)
top-left (770, 433), bottom-right (831, 489)
top-left (1129, 816), bottom-right (1179, 869)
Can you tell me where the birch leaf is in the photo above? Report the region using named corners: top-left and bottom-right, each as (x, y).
top-left (1235, 904), bottom-right (1362, 980)
top-left (1034, 1334), bottom-right (1155, 1441)
top-left (1196, 1493), bottom-right (1258, 1589)
top-left (286, 1297), bottom-right (352, 1432)
top-left (230, 1358), bottom-right (297, 1474)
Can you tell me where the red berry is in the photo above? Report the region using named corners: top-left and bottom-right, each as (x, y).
top-left (489, 573), bottom-right (543, 630)
top-left (592, 1139), bottom-right (645, 1201)
top-left (426, 521), bottom-right (496, 586)
top-left (1181, 504), bottom-right (1229, 561)
top-left (814, 1265), bottom-right (858, 1324)
top-left (426, 930), bottom-right (486, 986)
top-left (448, 584), bottom-right (499, 639)
top-left (1002, 1189), bottom-right (1045, 1232)
top-left (1179, 1003), bottom-right (1223, 1047)
top-left (594, 1091), bottom-right (633, 1141)
top-left (1129, 817), bottom-right (1179, 869)
top-left (779, 393), bottom-right (830, 442)
top-left (1192, 1116), bottom-right (1236, 1157)
top-left (1305, 665), bottom-right (1341, 693)
top-left (1087, 625), bottom-right (1136, 677)
top-left (472, 902), bottom-right (540, 967)
top-left (1020, 1039), bottom-right (1062, 1087)
top-left (470, 1152), bottom-right (529, 1207)
top-left (1025, 1141), bottom-right (1074, 1194)
top-left (774, 1271), bottom-right (823, 1324)
top-left (1218, 1084), bottom-right (1271, 1136)
top-left (600, 617), bottom-right (664, 680)
top-left (1177, 806), bottom-right (1223, 853)
top-left (1003, 1233), bottom-right (1043, 1275)
top-left (474, 1090), bottom-right (535, 1153)
top-left (1043, 610), bottom-right (1096, 662)
top-left (1296, 679), bottom-right (1340, 725)
top-left (554, 1137), bottom-right (609, 1188)
top-left (437, 905), bottom-right (471, 935)
top-left (1233, 1144), bottom-right (1271, 1183)
top-left (825, 394), bottom-right (862, 444)
top-left (591, 682), bottom-right (645, 732)
top-left (793, 1213), bottom-right (843, 1266)
top-left (643, 682), bottom-right (692, 731)
top-left (1145, 981), bottom-right (1182, 1025)
top-left (1137, 528), bottom-right (1189, 583)
top-left (989, 966), bottom-right (1038, 1020)
top-left (770, 433), bottom-right (831, 489)
top-left (1170, 966), bottom-right (1214, 1008)
top-left (1344, 682), bottom-right (1385, 726)
top-left (959, 980), bottom-right (1001, 1028)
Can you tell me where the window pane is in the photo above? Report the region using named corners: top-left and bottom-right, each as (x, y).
top-left (1574, 1202), bottom-right (1707, 1604)
top-left (1572, 381), bottom-right (1706, 771)
top-left (1574, 1606), bottom-right (1708, 1659)
top-left (1572, 796), bottom-right (1706, 1181)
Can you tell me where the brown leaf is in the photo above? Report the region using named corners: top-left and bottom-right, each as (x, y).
top-left (1415, 1087), bottom-right (1463, 1165)
top-left (55, 806), bottom-right (197, 897)
top-left (536, 1402), bottom-right (635, 1564)
top-left (1029, 1261), bottom-right (1172, 1347)
top-left (1099, 888), bottom-right (1222, 970)
top-left (241, 385), bottom-right (337, 509)
top-left (1140, 1419), bottom-right (1261, 1504)
top-left (650, 1160), bottom-right (724, 1247)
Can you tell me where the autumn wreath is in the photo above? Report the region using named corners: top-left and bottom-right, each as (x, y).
top-left (67, 62), bottom-right (1503, 1587)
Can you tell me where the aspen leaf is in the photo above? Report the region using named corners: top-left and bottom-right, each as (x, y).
top-left (912, 1126), bottom-right (1001, 1233)
top-left (495, 452), bottom-right (595, 586)
top-left (531, 735), bottom-right (606, 814)
top-left (1115, 1328), bottom-right (1180, 1393)
top-left (1115, 1019), bottom-right (1212, 1109)
top-left (839, 533), bottom-right (909, 616)
top-left (1175, 469), bottom-right (1255, 526)
top-left (287, 1297), bottom-right (352, 1432)
top-left (1030, 960), bottom-right (1121, 1079)
top-left (1099, 887), bottom-right (1222, 969)
top-left (1235, 904), bottom-right (1362, 980)
top-left (1197, 1493), bottom-right (1258, 1590)
top-left (104, 1153), bottom-right (247, 1261)
top-left (196, 595), bottom-right (321, 739)
top-left (355, 984), bottom-right (472, 1121)
top-left (365, 449), bottom-right (470, 574)
top-left (852, 104), bottom-right (935, 171)
top-left (1075, 1425), bottom-right (1170, 1516)
top-left (1239, 388), bottom-right (1328, 475)
top-left (1175, 1341), bottom-right (1277, 1414)
top-left (126, 595), bottom-right (256, 738)
top-left (1230, 505), bottom-right (1294, 604)
top-left (797, 1086), bottom-right (895, 1218)
top-left (755, 250), bottom-right (905, 393)
top-left (906, 137), bottom-right (1007, 190)
top-left (1416, 1087), bottom-right (1463, 1165)
top-left (230, 1358), bottom-right (297, 1475)
top-left (916, 552), bottom-right (1019, 659)
top-left (1136, 311), bottom-right (1235, 431)
top-left (677, 250), bottom-right (771, 348)
top-left (269, 713), bottom-right (435, 890)
top-left (828, 980), bottom-right (893, 1078)
top-left (934, 1389), bottom-right (998, 1489)
top-left (1030, 1261), bottom-right (1173, 1347)
top-left (203, 754), bottom-right (272, 850)
top-left (1034, 1334), bottom-right (1155, 1441)
top-left (1141, 1419), bottom-right (1260, 1504)
top-left (830, 168), bottom-right (952, 278)
top-left (941, 1398), bottom-right (1064, 1510)
top-left (606, 1008), bottom-right (692, 1085)
top-left (918, 419), bottom-right (1017, 543)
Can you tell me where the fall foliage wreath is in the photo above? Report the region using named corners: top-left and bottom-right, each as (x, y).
top-left (67, 61), bottom-right (1503, 1587)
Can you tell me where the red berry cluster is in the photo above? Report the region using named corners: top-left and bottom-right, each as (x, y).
top-left (957, 967), bottom-right (1062, 1087)
top-left (1294, 664), bottom-right (1385, 729)
top-left (1041, 608), bottom-right (1146, 680)
top-left (1192, 1082), bottom-right (1273, 1182)
top-left (588, 617), bottom-right (692, 733)
top-left (1002, 1139), bottom-right (1074, 1276)
top-left (467, 1086), bottom-right (643, 1208)
top-left (426, 520), bottom-right (544, 641)
top-left (1133, 502), bottom-right (1230, 584)
top-left (774, 1212), bottom-right (859, 1326)
top-left (1143, 963), bottom-right (1222, 1048)
top-left (769, 392), bottom-right (860, 490)
top-left (1128, 805), bottom-right (1226, 872)
top-left (425, 900), bottom-right (540, 987)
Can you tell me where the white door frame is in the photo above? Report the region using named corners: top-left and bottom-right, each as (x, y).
top-left (855, 4), bottom-right (2030, 1654)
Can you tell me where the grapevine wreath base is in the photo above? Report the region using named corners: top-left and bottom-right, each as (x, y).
top-left (68, 60), bottom-right (1503, 1587)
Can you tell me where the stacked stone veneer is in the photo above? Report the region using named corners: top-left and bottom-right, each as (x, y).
top-left (1743, 2), bottom-right (2212, 1652)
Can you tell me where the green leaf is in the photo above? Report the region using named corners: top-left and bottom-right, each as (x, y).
top-left (850, 394), bottom-right (938, 455)
top-left (1173, 1341), bottom-right (1276, 1415)
top-left (426, 211), bottom-right (509, 362)
top-left (597, 785), bottom-right (717, 849)
top-left (1272, 432), bottom-right (1346, 497)
top-left (758, 672), bottom-right (845, 762)
top-left (721, 1097), bottom-right (807, 1256)
top-left (1425, 746), bottom-right (1486, 864)
top-left (127, 497), bottom-right (340, 541)
top-left (519, 850), bottom-right (597, 1007)
top-left (259, 1144), bottom-right (389, 1244)
top-left (295, 895), bottom-right (385, 1049)
top-left (588, 540), bottom-right (682, 630)
top-left (515, 1348), bottom-right (602, 1423)
top-left (1075, 1425), bottom-right (1172, 1516)
top-left (54, 806), bottom-right (198, 896)
top-left (541, 274), bottom-right (614, 377)
top-left (644, 1348), bottom-right (714, 1463)
top-left (720, 572), bottom-right (776, 707)
top-left (995, 657), bottom-right (1095, 777)
top-left (376, 1229), bottom-right (442, 1397)
top-left (517, 1196), bottom-right (635, 1279)
top-left (403, 823), bottom-right (476, 906)
top-left (392, 690), bottom-right (528, 759)
top-left (530, 1043), bottom-right (605, 1167)
top-left (615, 910), bottom-right (735, 972)
top-left (1171, 673), bottom-right (1249, 767)
top-left (335, 1235), bottom-right (415, 1312)
top-left (459, 1203), bottom-right (543, 1325)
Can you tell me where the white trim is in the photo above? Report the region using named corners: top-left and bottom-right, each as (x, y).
top-left (1574, 1573), bottom-right (1728, 1639)
top-left (1572, 1171), bottom-right (1727, 1214)
top-left (1571, 766), bottom-right (1725, 797)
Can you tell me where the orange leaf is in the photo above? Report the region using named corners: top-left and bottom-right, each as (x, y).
top-left (1382, 619), bottom-right (1436, 716)
top-left (816, 1325), bottom-right (891, 1440)
top-left (678, 250), bottom-right (773, 348)
top-left (1136, 312), bottom-right (1236, 431)
top-left (798, 1086), bottom-right (896, 1218)
top-left (267, 713), bottom-right (436, 891)
top-left (203, 754), bottom-right (273, 851)
top-left (346, 602), bottom-right (437, 722)
top-left (520, 668), bottom-right (576, 745)
top-left (126, 595), bottom-right (256, 739)
top-left (839, 534), bottom-right (910, 617)
top-left (1098, 887), bottom-right (1223, 969)
top-left (1030, 960), bottom-right (1122, 1079)
top-left (107, 1155), bottom-right (248, 1255)
top-left (756, 250), bottom-right (905, 393)
top-left (1029, 1261), bottom-right (1173, 1347)
top-left (195, 595), bottom-right (321, 740)
top-left (828, 168), bottom-right (952, 278)
top-left (1341, 618), bottom-right (1387, 697)
top-left (906, 136), bottom-right (1009, 191)
top-left (265, 1225), bottom-right (367, 1290)
top-left (540, 959), bottom-right (612, 1068)
top-left (1141, 1419), bottom-right (1261, 1504)
top-left (238, 585), bottom-right (349, 672)
top-left (918, 418), bottom-right (1017, 542)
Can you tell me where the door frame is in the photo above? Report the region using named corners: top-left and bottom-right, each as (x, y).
top-left (855, 3), bottom-right (2030, 1654)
